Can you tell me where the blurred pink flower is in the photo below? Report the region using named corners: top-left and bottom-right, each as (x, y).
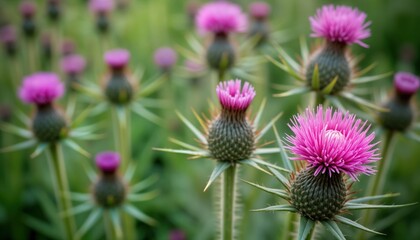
top-left (394, 72), bottom-right (420, 96)
top-left (89, 0), bottom-right (115, 13)
top-left (61, 54), bottom-right (86, 75)
top-left (95, 151), bottom-right (120, 174)
top-left (104, 49), bottom-right (130, 69)
top-left (153, 47), bottom-right (178, 70)
top-left (19, 72), bottom-right (64, 105)
top-left (249, 2), bottom-right (270, 19)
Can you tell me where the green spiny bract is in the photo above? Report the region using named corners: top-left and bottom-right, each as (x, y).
top-left (207, 111), bottom-right (254, 163)
top-left (105, 73), bottom-right (133, 105)
top-left (291, 168), bottom-right (346, 221)
top-left (206, 34), bottom-right (235, 72)
top-left (306, 42), bottom-right (350, 94)
top-left (93, 175), bottom-right (126, 208)
top-left (32, 104), bottom-right (68, 142)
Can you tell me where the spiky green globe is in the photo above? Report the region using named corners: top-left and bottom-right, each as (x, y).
top-left (93, 176), bottom-right (126, 208)
top-left (378, 99), bottom-right (414, 131)
top-left (32, 105), bottom-right (68, 142)
top-left (306, 43), bottom-right (350, 94)
top-left (207, 113), bottom-right (254, 162)
top-left (206, 35), bottom-right (235, 71)
top-left (291, 168), bottom-right (346, 221)
top-left (105, 73), bottom-right (133, 104)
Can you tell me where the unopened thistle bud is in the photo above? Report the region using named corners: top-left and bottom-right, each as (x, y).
top-left (0, 25), bottom-right (17, 57)
top-left (286, 106), bottom-right (379, 220)
top-left (89, 0), bottom-right (114, 34)
top-left (93, 152), bottom-right (126, 208)
top-left (20, 1), bottom-right (37, 38)
top-left (104, 49), bottom-right (133, 104)
top-left (378, 72), bottom-right (419, 131)
top-left (207, 79), bottom-right (255, 162)
top-left (47, 0), bottom-right (61, 22)
top-left (19, 73), bottom-right (68, 142)
top-left (305, 5), bottom-right (371, 94)
top-left (248, 2), bottom-right (270, 45)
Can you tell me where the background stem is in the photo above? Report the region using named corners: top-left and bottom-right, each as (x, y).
top-left (47, 142), bottom-right (76, 240)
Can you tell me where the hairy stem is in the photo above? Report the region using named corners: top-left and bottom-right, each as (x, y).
top-left (47, 143), bottom-right (76, 240)
top-left (356, 130), bottom-right (396, 240)
top-left (222, 164), bottom-right (237, 240)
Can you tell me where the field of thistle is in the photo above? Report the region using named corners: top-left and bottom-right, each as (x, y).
top-left (0, 0), bottom-right (420, 240)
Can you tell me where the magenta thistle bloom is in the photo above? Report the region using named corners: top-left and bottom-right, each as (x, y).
top-left (394, 72), bottom-right (420, 96)
top-left (309, 5), bottom-right (371, 47)
top-left (196, 2), bottom-right (247, 35)
top-left (249, 2), bottom-right (270, 20)
top-left (89, 0), bottom-right (115, 14)
top-left (216, 79), bottom-right (255, 111)
top-left (20, 1), bottom-right (36, 17)
top-left (19, 72), bottom-right (65, 105)
top-left (153, 47), bottom-right (178, 70)
top-left (286, 106), bottom-right (379, 180)
top-left (95, 151), bottom-right (120, 174)
top-left (104, 49), bottom-right (130, 70)
top-left (0, 26), bottom-right (17, 44)
top-left (61, 54), bottom-right (86, 75)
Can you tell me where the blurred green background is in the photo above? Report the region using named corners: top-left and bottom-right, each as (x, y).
top-left (0, 0), bottom-right (419, 239)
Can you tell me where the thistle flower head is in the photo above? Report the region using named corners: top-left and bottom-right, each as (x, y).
top-left (286, 106), bottom-right (379, 180)
top-left (20, 0), bottom-right (36, 18)
top-left (249, 2), bottom-right (270, 20)
top-left (19, 72), bottom-right (64, 105)
top-left (61, 39), bottom-right (75, 56)
top-left (394, 72), bottom-right (420, 96)
top-left (309, 5), bottom-right (371, 47)
top-left (89, 0), bottom-right (114, 14)
top-left (153, 47), bottom-right (178, 70)
top-left (216, 79), bottom-right (256, 112)
top-left (95, 151), bottom-right (120, 174)
top-left (61, 54), bottom-right (86, 75)
top-left (0, 25), bottom-right (17, 44)
top-left (104, 49), bottom-right (130, 70)
top-left (196, 2), bottom-right (247, 35)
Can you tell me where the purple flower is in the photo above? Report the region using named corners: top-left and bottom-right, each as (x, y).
top-left (20, 0), bottom-right (36, 18)
top-left (309, 5), bottom-right (371, 47)
top-left (89, 0), bottom-right (115, 14)
top-left (153, 47), bottom-right (178, 70)
top-left (249, 2), bottom-right (270, 20)
top-left (216, 79), bottom-right (255, 111)
top-left (19, 72), bottom-right (65, 105)
top-left (286, 106), bottom-right (379, 180)
top-left (196, 2), bottom-right (247, 35)
top-left (169, 230), bottom-right (186, 240)
top-left (394, 72), bottom-right (420, 96)
top-left (104, 49), bottom-right (130, 70)
top-left (95, 151), bottom-right (120, 174)
top-left (0, 25), bottom-right (17, 44)
top-left (61, 54), bottom-right (86, 75)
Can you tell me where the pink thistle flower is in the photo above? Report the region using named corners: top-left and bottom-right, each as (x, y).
top-left (19, 72), bottom-right (64, 105)
top-left (0, 25), bottom-right (17, 44)
top-left (249, 2), bottom-right (270, 20)
top-left (89, 0), bottom-right (115, 14)
top-left (95, 151), bottom-right (120, 174)
top-left (153, 47), bottom-right (178, 70)
top-left (196, 2), bottom-right (247, 35)
top-left (286, 106), bottom-right (379, 180)
top-left (20, 1), bottom-right (36, 18)
top-left (104, 49), bottom-right (130, 70)
top-left (216, 79), bottom-right (256, 111)
top-left (394, 72), bottom-right (420, 96)
top-left (60, 54), bottom-right (86, 75)
top-left (309, 5), bottom-right (371, 47)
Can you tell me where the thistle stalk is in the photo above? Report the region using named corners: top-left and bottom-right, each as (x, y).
top-left (221, 164), bottom-right (237, 240)
top-left (47, 142), bottom-right (76, 240)
top-left (356, 130), bottom-right (396, 240)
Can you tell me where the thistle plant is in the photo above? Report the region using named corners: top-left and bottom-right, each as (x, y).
top-left (357, 72), bottom-right (420, 240)
top-left (89, 0), bottom-right (115, 35)
top-left (248, 2), bottom-right (271, 46)
top-left (0, 25), bottom-right (18, 58)
top-left (46, 0), bottom-right (61, 23)
top-left (0, 73), bottom-right (100, 240)
top-left (68, 151), bottom-right (157, 239)
top-left (270, 5), bottom-right (389, 111)
top-left (156, 79), bottom-right (287, 239)
top-left (247, 106), bottom-right (412, 239)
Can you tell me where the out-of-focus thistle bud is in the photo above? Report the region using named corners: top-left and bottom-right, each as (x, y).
top-left (47, 0), bottom-right (61, 22)
top-left (20, 1), bottom-right (37, 38)
top-left (104, 49), bottom-right (133, 105)
top-left (89, 0), bottom-right (115, 34)
top-left (378, 72), bottom-right (419, 131)
top-left (60, 54), bottom-right (86, 92)
top-left (248, 2), bottom-right (270, 45)
top-left (0, 25), bottom-right (17, 57)
top-left (153, 47), bottom-right (178, 74)
top-left (19, 72), bottom-right (68, 142)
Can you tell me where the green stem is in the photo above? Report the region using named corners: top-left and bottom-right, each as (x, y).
top-left (104, 211), bottom-right (122, 240)
top-left (218, 68), bottom-right (226, 82)
top-left (356, 130), bottom-right (396, 240)
top-left (222, 164), bottom-right (237, 240)
top-left (47, 142), bottom-right (76, 240)
top-left (305, 223), bottom-right (316, 240)
top-left (281, 212), bottom-right (297, 240)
